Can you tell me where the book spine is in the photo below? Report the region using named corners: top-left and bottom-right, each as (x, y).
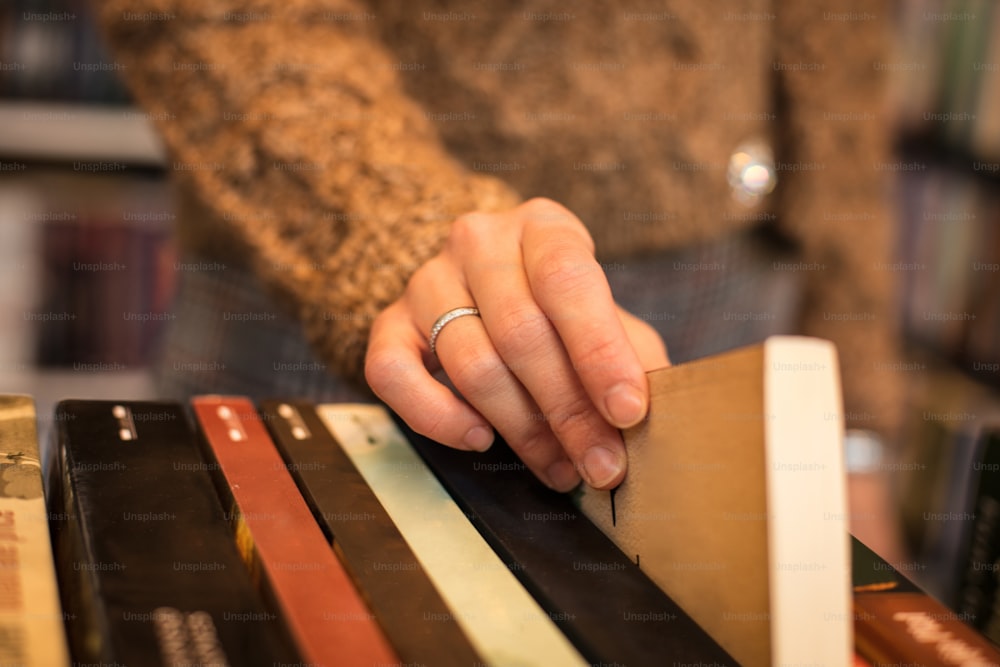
top-left (393, 412), bottom-right (737, 666)
top-left (258, 399), bottom-right (483, 667)
top-left (191, 396), bottom-right (398, 667)
top-left (49, 399), bottom-right (301, 666)
top-left (853, 535), bottom-right (1000, 664)
top-left (956, 428), bottom-right (1000, 640)
top-left (315, 402), bottom-right (589, 667)
top-left (0, 395), bottom-right (69, 666)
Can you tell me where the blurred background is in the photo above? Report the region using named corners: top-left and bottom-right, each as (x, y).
top-left (1, 0), bottom-right (1000, 632)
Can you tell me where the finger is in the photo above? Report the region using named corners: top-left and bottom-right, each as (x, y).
top-left (617, 307), bottom-right (671, 370)
top-left (366, 301), bottom-right (494, 452)
top-left (519, 199), bottom-right (649, 430)
top-left (461, 224), bottom-right (627, 489)
top-left (407, 254), bottom-right (581, 492)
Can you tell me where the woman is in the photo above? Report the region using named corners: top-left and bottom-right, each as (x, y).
top-left (98, 0), bottom-right (901, 495)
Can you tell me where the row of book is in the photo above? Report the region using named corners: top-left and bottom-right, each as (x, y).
top-left (0, 0), bottom-right (132, 104)
top-left (892, 0), bottom-right (1000, 163)
top-left (1, 385), bottom-right (997, 661)
top-left (896, 165), bottom-right (1000, 388)
top-left (0, 169), bottom-right (177, 368)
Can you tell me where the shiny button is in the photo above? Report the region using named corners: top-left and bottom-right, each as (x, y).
top-left (728, 138), bottom-right (776, 205)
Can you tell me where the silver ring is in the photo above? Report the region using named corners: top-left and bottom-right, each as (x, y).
top-left (429, 307), bottom-right (480, 356)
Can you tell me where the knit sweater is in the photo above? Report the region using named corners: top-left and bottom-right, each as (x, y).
top-left (97, 0), bottom-right (902, 437)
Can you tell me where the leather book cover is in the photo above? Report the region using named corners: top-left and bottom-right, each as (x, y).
top-left (48, 399), bottom-right (300, 666)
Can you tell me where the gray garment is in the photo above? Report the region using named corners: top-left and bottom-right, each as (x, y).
top-left (155, 229), bottom-right (801, 402)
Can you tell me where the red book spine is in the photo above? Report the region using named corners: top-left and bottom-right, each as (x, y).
top-left (191, 396), bottom-right (398, 667)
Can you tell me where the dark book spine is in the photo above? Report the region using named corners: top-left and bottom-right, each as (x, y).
top-left (956, 428), bottom-right (1000, 640)
top-left (48, 400), bottom-right (301, 666)
top-left (191, 396), bottom-right (398, 667)
top-left (258, 399), bottom-right (483, 667)
top-left (392, 411), bottom-right (738, 666)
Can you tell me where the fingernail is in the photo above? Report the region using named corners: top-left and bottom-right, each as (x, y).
top-left (463, 426), bottom-right (494, 452)
top-left (582, 446), bottom-right (624, 488)
top-left (604, 383), bottom-right (646, 428)
top-left (545, 459), bottom-right (581, 492)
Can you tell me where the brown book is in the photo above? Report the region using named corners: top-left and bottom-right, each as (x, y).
top-left (852, 536), bottom-right (1000, 665)
top-left (578, 336), bottom-right (852, 666)
top-left (191, 396), bottom-right (398, 667)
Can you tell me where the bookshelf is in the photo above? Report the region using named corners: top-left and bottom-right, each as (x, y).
top-left (888, 0), bottom-right (1000, 606)
top-left (0, 1), bottom-right (175, 391)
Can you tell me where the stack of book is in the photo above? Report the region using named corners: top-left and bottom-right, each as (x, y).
top-left (0, 338), bottom-right (995, 664)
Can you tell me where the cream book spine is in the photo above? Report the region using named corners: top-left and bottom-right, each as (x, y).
top-left (0, 395), bottom-right (69, 666)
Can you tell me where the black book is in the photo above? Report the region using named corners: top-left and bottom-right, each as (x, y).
top-left (956, 426), bottom-right (1000, 641)
top-left (48, 400), bottom-right (301, 666)
top-left (259, 399), bottom-right (483, 667)
top-left (392, 415), bottom-right (738, 666)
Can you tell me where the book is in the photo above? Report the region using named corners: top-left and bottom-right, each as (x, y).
top-left (315, 402), bottom-right (589, 667)
top-left (191, 395), bottom-right (398, 667)
top-left (853, 535), bottom-right (1000, 665)
top-left (0, 395), bottom-right (69, 666)
top-left (577, 336), bottom-right (852, 667)
top-left (393, 412), bottom-right (738, 665)
top-left (956, 426), bottom-right (1000, 642)
top-left (258, 399), bottom-right (483, 667)
top-left (48, 399), bottom-right (300, 666)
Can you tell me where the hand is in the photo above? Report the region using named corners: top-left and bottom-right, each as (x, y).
top-left (365, 198), bottom-right (669, 491)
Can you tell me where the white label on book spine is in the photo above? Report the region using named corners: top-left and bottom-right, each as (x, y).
top-left (317, 404), bottom-right (587, 667)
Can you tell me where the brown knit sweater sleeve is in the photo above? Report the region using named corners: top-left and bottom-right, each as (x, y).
top-left (95, 0), bottom-right (521, 383)
top-left (773, 0), bottom-right (904, 441)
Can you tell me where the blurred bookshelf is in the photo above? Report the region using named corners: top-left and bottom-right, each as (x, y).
top-left (0, 0), bottom-right (173, 402)
top-left (889, 0), bottom-right (1000, 603)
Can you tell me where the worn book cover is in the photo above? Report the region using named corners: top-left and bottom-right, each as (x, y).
top-left (48, 399), bottom-right (300, 666)
top-left (0, 395), bottom-right (69, 666)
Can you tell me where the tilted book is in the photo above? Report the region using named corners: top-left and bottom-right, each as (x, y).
top-left (48, 400), bottom-right (300, 666)
top-left (578, 336), bottom-right (853, 666)
top-left (0, 395), bottom-right (69, 666)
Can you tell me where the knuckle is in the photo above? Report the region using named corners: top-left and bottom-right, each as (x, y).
top-left (364, 349), bottom-right (407, 393)
top-left (574, 334), bottom-right (626, 376)
top-left (405, 404), bottom-right (450, 440)
top-left (509, 429), bottom-right (555, 465)
top-left (446, 347), bottom-right (508, 397)
top-left (491, 305), bottom-right (551, 361)
top-left (545, 393), bottom-right (596, 436)
top-left (530, 247), bottom-right (595, 296)
top-left (448, 211), bottom-right (493, 254)
top-left (403, 258), bottom-right (435, 295)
